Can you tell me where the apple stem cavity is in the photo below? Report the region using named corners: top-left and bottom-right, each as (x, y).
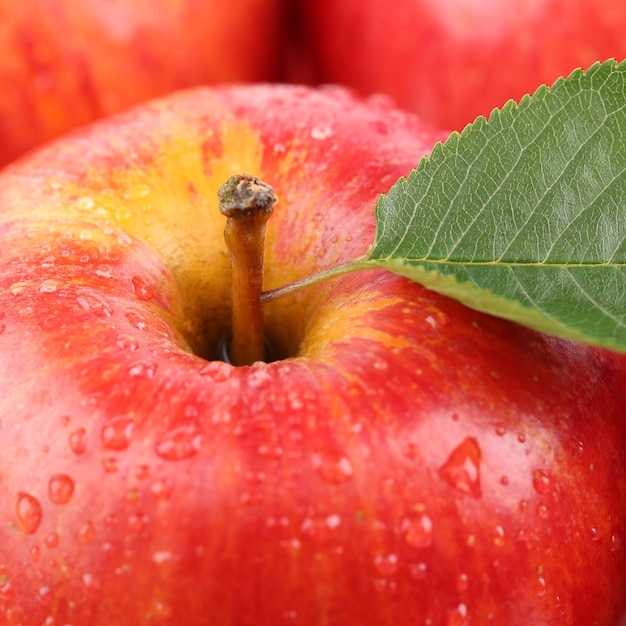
top-left (219, 174), bottom-right (277, 366)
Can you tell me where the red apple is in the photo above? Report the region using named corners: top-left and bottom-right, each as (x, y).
top-left (300, 0), bottom-right (626, 130)
top-left (0, 0), bottom-right (283, 167)
top-left (0, 84), bottom-right (625, 626)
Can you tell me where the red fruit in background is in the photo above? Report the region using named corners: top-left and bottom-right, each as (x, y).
top-left (0, 0), bottom-right (283, 167)
top-left (300, 0), bottom-right (626, 130)
top-left (0, 84), bottom-right (624, 625)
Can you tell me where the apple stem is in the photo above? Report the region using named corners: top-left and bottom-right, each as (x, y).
top-left (219, 174), bottom-right (277, 366)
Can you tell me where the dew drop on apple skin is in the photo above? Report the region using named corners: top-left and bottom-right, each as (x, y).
top-left (150, 479), bottom-right (173, 501)
top-left (82, 572), bottom-right (100, 595)
top-left (532, 469), bottom-right (552, 495)
top-left (16, 492), bottom-right (43, 534)
top-left (154, 426), bottom-right (203, 461)
top-left (78, 521), bottom-right (96, 544)
top-left (127, 360), bottom-right (158, 379)
top-left (48, 474), bottom-right (75, 504)
top-left (29, 545), bottom-right (41, 562)
top-left (131, 275), bottom-right (154, 301)
top-left (199, 361), bottom-right (233, 382)
top-left (438, 437), bottom-right (482, 499)
top-left (68, 427), bottom-right (88, 455)
top-left (446, 602), bottom-right (469, 626)
top-left (116, 334), bottom-right (140, 351)
top-left (409, 562), bottom-right (428, 581)
top-left (37, 585), bottom-right (52, 606)
top-left (125, 310), bottom-right (148, 330)
top-left (101, 417), bottom-right (135, 451)
top-left (401, 511), bottom-right (434, 549)
top-left (374, 553), bottom-right (399, 576)
top-left (311, 452), bottom-right (354, 484)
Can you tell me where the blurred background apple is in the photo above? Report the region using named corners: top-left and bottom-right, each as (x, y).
top-left (0, 0), bottom-right (284, 167)
top-left (298, 0), bottom-right (626, 130)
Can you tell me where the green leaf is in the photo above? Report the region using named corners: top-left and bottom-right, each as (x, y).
top-left (366, 60), bottom-right (626, 352)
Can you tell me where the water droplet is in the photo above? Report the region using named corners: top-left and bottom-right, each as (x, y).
top-left (424, 315), bottom-right (437, 329)
top-left (590, 527), bottom-right (599, 541)
top-left (611, 533), bottom-right (621, 553)
top-left (517, 432), bottom-right (526, 443)
top-left (128, 514), bottom-right (149, 533)
top-left (132, 275), bottom-right (154, 301)
top-left (374, 553), bottom-right (398, 576)
top-left (134, 464), bottom-right (150, 480)
top-left (152, 551), bottom-right (173, 565)
top-left (9, 281), bottom-right (29, 296)
top-left (246, 367), bottom-right (273, 389)
top-left (37, 585), bottom-right (52, 606)
top-left (154, 426), bottom-right (203, 461)
top-left (409, 562), bottom-right (428, 581)
top-left (128, 361), bottom-right (157, 379)
top-left (287, 391), bottom-right (304, 410)
top-left (104, 514), bottom-right (118, 529)
top-left (151, 601), bottom-right (173, 619)
top-left (281, 609), bottom-right (298, 624)
top-left (401, 511), bottom-right (434, 549)
top-left (69, 427), bottom-right (88, 454)
top-left (493, 525), bottom-right (505, 546)
top-left (300, 515), bottom-right (341, 538)
top-left (258, 444), bottom-right (284, 458)
top-left (239, 491), bottom-right (263, 507)
top-left (494, 422), bottom-right (507, 436)
top-left (311, 123), bottom-right (333, 140)
top-left (116, 334), bottom-right (140, 351)
top-left (29, 545), bottom-right (41, 561)
top-left (82, 572), bottom-right (100, 593)
top-left (39, 279), bottom-right (59, 293)
top-left (311, 452), bottom-right (353, 484)
top-left (75, 288), bottom-right (113, 317)
top-left (246, 470), bottom-right (267, 485)
top-left (45, 532), bottom-right (59, 548)
top-left (439, 437), bottom-right (482, 499)
top-left (535, 575), bottom-right (547, 598)
top-left (150, 479), bottom-right (173, 500)
top-left (101, 417), bottom-right (135, 451)
top-left (76, 196), bottom-right (95, 209)
top-left (446, 603), bottom-right (468, 626)
top-left (532, 469), bottom-right (552, 495)
top-left (48, 474), bottom-right (75, 504)
top-left (78, 521), bottom-right (95, 544)
top-left (325, 514), bottom-right (341, 529)
top-left (95, 265), bottom-right (112, 279)
top-left (536, 502), bottom-right (549, 518)
top-left (500, 475), bottom-right (510, 486)
top-left (102, 457), bottom-right (119, 473)
top-left (126, 184), bottom-right (151, 199)
top-left (457, 572), bottom-right (469, 592)
top-left (16, 493), bottom-right (43, 534)
top-left (61, 415), bottom-right (70, 426)
top-left (199, 361), bottom-right (232, 382)
top-left (126, 311), bottom-right (148, 330)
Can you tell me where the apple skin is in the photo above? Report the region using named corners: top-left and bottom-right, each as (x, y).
top-left (300, 0), bottom-right (626, 131)
top-left (0, 85), bottom-right (625, 626)
top-left (0, 0), bottom-right (283, 168)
